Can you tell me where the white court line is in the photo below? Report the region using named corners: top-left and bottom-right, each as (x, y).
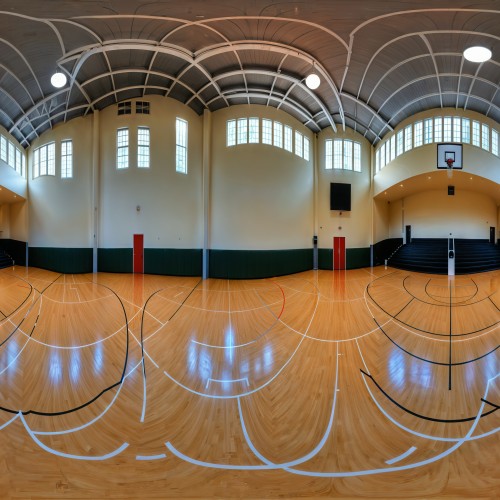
top-left (355, 339), bottom-right (499, 443)
top-left (162, 286), bottom-right (321, 399)
top-left (136, 454), bottom-right (166, 461)
top-left (20, 413), bottom-right (129, 461)
top-left (385, 446), bottom-right (417, 464)
top-left (206, 377), bottom-right (249, 389)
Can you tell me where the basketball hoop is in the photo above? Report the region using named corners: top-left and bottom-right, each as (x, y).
top-left (446, 157), bottom-right (454, 178)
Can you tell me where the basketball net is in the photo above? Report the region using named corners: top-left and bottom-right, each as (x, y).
top-left (446, 157), bottom-right (454, 178)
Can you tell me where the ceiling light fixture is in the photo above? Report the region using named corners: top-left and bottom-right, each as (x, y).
top-left (305, 73), bottom-right (320, 90)
top-left (463, 46), bottom-right (492, 63)
top-left (51, 72), bottom-right (67, 88)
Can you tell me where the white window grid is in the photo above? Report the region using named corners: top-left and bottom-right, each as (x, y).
top-left (117, 128), bottom-right (129, 169)
top-left (176, 118), bottom-right (188, 174)
top-left (414, 121), bottom-right (423, 147)
top-left (273, 121), bottom-right (283, 148)
top-left (284, 125), bottom-right (293, 152)
top-left (481, 123), bottom-right (489, 150)
top-left (227, 120), bottom-right (236, 147)
top-left (61, 140), bottom-right (73, 178)
top-left (262, 119), bottom-right (272, 145)
top-left (237, 118), bottom-right (248, 144)
top-left (248, 117), bottom-right (259, 144)
top-left (137, 127), bottom-right (150, 169)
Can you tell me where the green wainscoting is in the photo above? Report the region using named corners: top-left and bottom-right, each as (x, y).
top-left (144, 248), bottom-right (202, 276)
top-left (29, 247), bottom-right (93, 273)
top-left (209, 249), bottom-right (313, 279)
top-left (318, 247), bottom-right (370, 270)
top-left (0, 239), bottom-right (27, 266)
top-left (98, 248), bottom-right (133, 273)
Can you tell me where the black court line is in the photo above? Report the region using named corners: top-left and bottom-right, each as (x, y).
top-left (0, 279), bottom-right (130, 417)
top-left (372, 317), bottom-right (499, 367)
top-left (488, 295), bottom-right (500, 312)
top-left (481, 398), bottom-right (500, 410)
top-left (361, 369), bottom-right (498, 423)
top-left (0, 275), bottom-right (59, 349)
top-left (405, 276), bottom-right (488, 308)
top-left (423, 277), bottom-right (479, 305)
top-left (366, 278), bottom-right (499, 337)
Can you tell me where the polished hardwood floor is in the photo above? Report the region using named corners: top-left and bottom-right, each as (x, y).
top-left (0, 265), bottom-right (498, 499)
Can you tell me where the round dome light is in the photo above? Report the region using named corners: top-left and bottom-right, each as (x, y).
top-left (50, 72), bottom-right (67, 88)
top-left (305, 73), bottom-right (320, 90)
top-left (463, 46), bottom-right (492, 63)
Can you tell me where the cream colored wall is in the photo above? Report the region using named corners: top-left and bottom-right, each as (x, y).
top-left (10, 201), bottom-right (28, 241)
top-left (28, 116), bottom-right (93, 247)
top-left (0, 204), bottom-right (10, 238)
top-left (389, 190), bottom-right (496, 239)
top-left (99, 96), bottom-right (203, 249)
top-left (210, 105), bottom-right (313, 250)
top-left (373, 198), bottom-right (390, 242)
top-left (374, 109), bottom-right (500, 197)
top-left (317, 128), bottom-right (372, 249)
top-left (389, 199), bottom-right (404, 239)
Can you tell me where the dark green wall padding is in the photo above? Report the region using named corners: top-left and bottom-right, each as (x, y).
top-left (98, 248), bottom-right (132, 273)
top-left (29, 247), bottom-right (93, 273)
top-left (318, 247), bottom-right (370, 270)
top-left (0, 239), bottom-right (27, 266)
top-left (144, 249), bottom-right (202, 276)
top-left (209, 249), bottom-right (313, 279)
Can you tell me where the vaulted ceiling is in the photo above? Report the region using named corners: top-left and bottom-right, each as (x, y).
top-left (0, 1), bottom-right (498, 148)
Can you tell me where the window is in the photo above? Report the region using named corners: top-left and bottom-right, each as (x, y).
top-left (461, 118), bottom-right (470, 144)
top-left (390, 135), bottom-right (396, 162)
top-left (380, 142), bottom-right (386, 169)
top-left (136, 101), bottom-right (150, 114)
top-left (453, 117), bottom-right (461, 142)
top-left (137, 127), bottom-right (150, 169)
top-left (0, 136), bottom-right (6, 162)
top-left (492, 129), bottom-right (499, 156)
top-left (303, 137), bottom-right (310, 162)
top-left (353, 142), bottom-right (361, 172)
top-left (176, 118), bottom-right (188, 174)
top-left (443, 116), bottom-right (452, 142)
top-left (15, 148), bottom-right (22, 175)
top-left (22, 154), bottom-right (26, 178)
top-left (248, 117), bottom-right (259, 144)
top-left (8, 142), bottom-right (15, 167)
top-left (117, 128), bottom-right (129, 169)
top-left (118, 101), bottom-right (132, 115)
top-left (396, 130), bottom-right (404, 156)
top-left (273, 122), bottom-right (283, 148)
top-left (375, 149), bottom-right (380, 172)
top-left (434, 117), bottom-right (442, 142)
top-left (61, 140), bottom-right (73, 178)
top-left (343, 140), bottom-right (353, 170)
top-left (325, 139), bottom-right (333, 170)
top-left (33, 142), bottom-right (55, 178)
top-left (414, 121), bottom-right (423, 147)
top-left (424, 119), bottom-right (433, 144)
top-left (237, 118), bottom-right (248, 144)
top-left (227, 120), bottom-right (236, 147)
top-left (472, 121), bottom-right (480, 147)
top-left (404, 125), bottom-right (412, 152)
top-left (284, 125), bottom-right (293, 152)
top-left (295, 131), bottom-right (303, 157)
top-left (262, 119), bottom-right (272, 145)
top-left (333, 139), bottom-right (342, 169)
top-left (481, 123), bottom-right (489, 150)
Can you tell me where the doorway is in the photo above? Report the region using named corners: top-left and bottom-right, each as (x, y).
top-left (333, 236), bottom-right (346, 270)
top-left (133, 234), bottom-right (144, 274)
top-left (405, 225), bottom-right (411, 245)
top-left (490, 227), bottom-right (496, 245)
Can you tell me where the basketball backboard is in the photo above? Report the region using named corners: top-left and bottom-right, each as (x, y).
top-left (437, 143), bottom-right (463, 169)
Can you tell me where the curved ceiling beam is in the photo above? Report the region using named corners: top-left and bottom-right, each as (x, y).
top-left (195, 67), bottom-right (337, 132)
top-left (356, 30), bottom-right (500, 101)
top-left (340, 92), bottom-right (393, 135)
top-left (419, 34), bottom-right (443, 108)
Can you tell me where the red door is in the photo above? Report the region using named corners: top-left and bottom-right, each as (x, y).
top-left (133, 234), bottom-right (144, 274)
top-left (333, 236), bottom-right (346, 270)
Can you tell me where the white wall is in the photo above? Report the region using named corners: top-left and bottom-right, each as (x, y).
top-left (99, 96), bottom-right (203, 249)
top-left (389, 190), bottom-right (496, 239)
top-left (28, 116), bottom-right (93, 247)
top-left (317, 127), bottom-right (372, 249)
top-left (210, 105), bottom-right (314, 250)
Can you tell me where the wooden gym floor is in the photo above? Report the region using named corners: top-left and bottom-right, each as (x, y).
top-left (0, 265), bottom-right (498, 499)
